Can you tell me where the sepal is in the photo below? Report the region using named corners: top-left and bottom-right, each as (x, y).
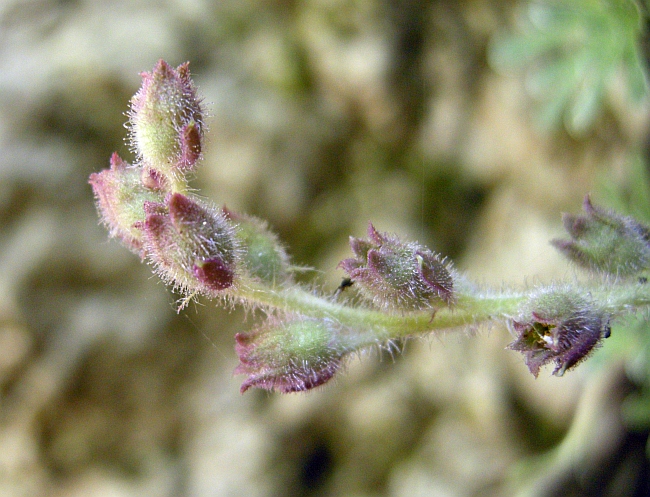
top-left (339, 223), bottom-right (455, 311)
top-left (507, 286), bottom-right (611, 377)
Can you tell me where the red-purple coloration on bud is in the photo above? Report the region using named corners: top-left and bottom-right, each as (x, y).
top-left (141, 193), bottom-right (239, 297)
top-left (551, 195), bottom-right (650, 277)
top-left (339, 223), bottom-right (454, 311)
top-left (180, 120), bottom-right (202, 168)
top-left (235, 315), bottom-right (349, 393)
top-left (193, 257), bottom-right (234, 291)
top-left (507, 287), bottom-right (611, 377)
top-left (89, 153), bottom-right (165, 255)
top-left (129, 60), bottom-right (205, 180)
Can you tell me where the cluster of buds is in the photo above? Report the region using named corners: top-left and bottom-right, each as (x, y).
top-left (90, 60), bottom-right (648, 393)
top-left (90, 61), bottom-right (290, 303)
top-left (91, 60), bottom-right (302, 392)
top-left (507, 286), bottom-right (611, 377)
top-left (339, 223), bottom-right (455, 311)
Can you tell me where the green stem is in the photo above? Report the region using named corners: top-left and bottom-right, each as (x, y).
top-left (237, 281), bottom-right (527, 341)
top-left (592, 280), bottom-right (650, 314)
top-left (236, 278), bottom-right (650, 345)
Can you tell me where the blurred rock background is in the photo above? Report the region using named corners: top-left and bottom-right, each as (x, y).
top-left (1, 0), bottom-right (649, 496)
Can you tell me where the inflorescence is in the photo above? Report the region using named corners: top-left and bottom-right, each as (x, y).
top-left (90, 61), bottom-right (650, 393)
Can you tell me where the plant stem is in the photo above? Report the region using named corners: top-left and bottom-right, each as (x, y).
top-left (237, 281), bottom-right (527, 340)
top-left (236, 278), bottom-right (650, 343)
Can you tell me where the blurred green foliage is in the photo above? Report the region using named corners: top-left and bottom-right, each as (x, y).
top-left (489, 0), bottom-right (648, 135)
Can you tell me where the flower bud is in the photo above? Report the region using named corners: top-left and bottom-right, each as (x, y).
top-left (235, 315), bottom-right (351, 393)
top-left (89, 153), bottom-right (165, 255)
top-left (551, 195), bottom-right (650, 277)
top-left (338, 223), bottom-right (455, 311)
top-left (141, 193), bottom-right (239, 296)
top-left (223, 208), bottom-right (291, 285)
top-left (129, 60), bottom-right (205, 181)
top-left (507, 287), bottom-right (611, 377)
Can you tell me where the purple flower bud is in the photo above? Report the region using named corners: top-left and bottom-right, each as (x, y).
top-left (338, 223), bottom-right (455, 311)
top-left (129, 60), bottom-right (205, 180)
top-left (551, 195), bottom-right (650, 277)
top-left (507, 287), bottom-right (611, 377)
top-left (141, 193), bottom-right (239, 296)
top-left (89, 153), bottom-right (165, 255)
top-left (235, 315), bottom-right (350, 393)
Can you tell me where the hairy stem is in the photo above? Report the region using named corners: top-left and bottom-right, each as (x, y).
top-left (238, 278), bottom-right (650, 342)
top-left (238, 281), bottom-right (525, 338)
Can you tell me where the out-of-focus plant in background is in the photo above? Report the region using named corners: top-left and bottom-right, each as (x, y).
top-left (490, 0), bottom-right (648, 135)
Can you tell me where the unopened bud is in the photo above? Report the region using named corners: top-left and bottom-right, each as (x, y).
top-left (338, 223), bottom-right (455, 311)
top-left (141, 193), bottom-right (239, 296)
top-left (235, 315), bottom-right (351, 393)
top-left (89, 153), bottom-right (165, 255)
top-left (129, 60), bottom-right (205, 181)
top-left (552, 195), bottom-right (650, 277)
top-left (223, 208), bottom-right (291, 285)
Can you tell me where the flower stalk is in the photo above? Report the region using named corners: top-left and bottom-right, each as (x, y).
top-left (235, 280), bottom-right (650, 337)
